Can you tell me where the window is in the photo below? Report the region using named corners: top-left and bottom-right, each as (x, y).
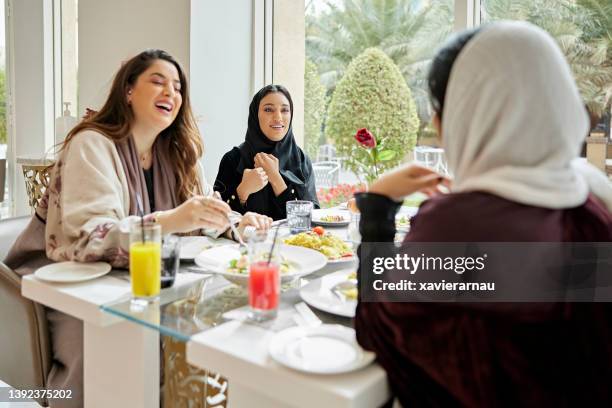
top-left (291, 0), bottom-right (611, 204)
top-left (303, 0), bottom-right (454, 205)
top-left (54, 0), bottom-right (78, 146)
top-left (1, 0), bottom-right (78, 218)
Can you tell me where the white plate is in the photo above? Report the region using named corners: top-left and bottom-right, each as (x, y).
top-left (300, 269), bottom-right (357, 318)
top-left (179, 236), bottom-right (235, 261)
top-left (34, 261), bottom-right (112, 283)
top-left (312, 209), bottom-right (350, 227)
top-left (269, 324), bottom-right (375, 374)
top-left (194, 244), bottom-right (327, 287)
top-left (283, 244), bottom-right (356, 264)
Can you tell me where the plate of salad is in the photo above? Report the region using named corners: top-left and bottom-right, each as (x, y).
top-left (194, 243), bottom-right (327, 287)
top-left (312, 209), bottom-right (350, 227)
top-left (283, 227), bottom-right (355, 263)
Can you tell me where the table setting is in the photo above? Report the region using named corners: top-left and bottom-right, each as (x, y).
top-left (21, 199), bottom-right (401, 407)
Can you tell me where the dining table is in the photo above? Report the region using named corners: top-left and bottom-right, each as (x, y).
top-left (21, 212), bottom-right (400, 407)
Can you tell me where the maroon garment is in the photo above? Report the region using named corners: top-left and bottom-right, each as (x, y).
top-left (355, 192), bottom-right (612, 407)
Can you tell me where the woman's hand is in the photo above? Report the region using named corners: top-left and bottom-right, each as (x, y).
top-left (255, 153), bottom-right (287, 195)
top-left (368, 164), bottom-right (451, 201)
top-left (254, 153), bottom-right (281, 180)
top-left (237, 168), bottom-right (269, 202)
top-left (236, 212), bottom-right (273, 238)
top-left (157, 196), bottom-right (231, 234)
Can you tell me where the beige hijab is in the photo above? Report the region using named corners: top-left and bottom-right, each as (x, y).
top-left (443, 21), bottom-right (612, 211)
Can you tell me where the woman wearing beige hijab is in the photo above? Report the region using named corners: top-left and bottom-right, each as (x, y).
top-left (355, 22), bottom-right (612, 406)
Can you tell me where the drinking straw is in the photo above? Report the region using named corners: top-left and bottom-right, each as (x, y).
top-left (136, 193), bottom-right (145, 243)
top-left (266, 220), bottom-right (285, 266)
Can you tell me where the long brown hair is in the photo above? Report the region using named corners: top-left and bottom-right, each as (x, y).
top-left (63, 49), bottom-right (203, 203)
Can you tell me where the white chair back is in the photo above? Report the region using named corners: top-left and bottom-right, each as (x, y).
top-left (312, 161), bottom-right (340, 189)
top-left (413, 146), bottom-right (449, 175)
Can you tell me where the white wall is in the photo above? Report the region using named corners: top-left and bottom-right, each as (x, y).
top-left (79, 0), bottom-right (254, 185)
top-left (190, 0), bottom-right (254, 184)
top-left (78, 0), bottom-right (190, 114)
top-left (9, 1), bottom-right (256, 216)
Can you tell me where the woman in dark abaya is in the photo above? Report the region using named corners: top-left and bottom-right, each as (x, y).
top-left (215, 85), bottom-right (319, 220)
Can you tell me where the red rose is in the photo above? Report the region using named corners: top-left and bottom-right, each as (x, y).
top-left (354, 128), bottom-right (376, 149)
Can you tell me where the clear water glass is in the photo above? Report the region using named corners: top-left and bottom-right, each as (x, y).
top-left (286, 200), bottom-right (313, 234)
top-left (348, 213), bottom-right (361, 243)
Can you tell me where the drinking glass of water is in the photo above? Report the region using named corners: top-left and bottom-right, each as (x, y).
top-left (286, 200), bottom-right (313, 234)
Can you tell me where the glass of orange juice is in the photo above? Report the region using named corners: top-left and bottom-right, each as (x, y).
top-left (129, 221), bottom-right (162, 302)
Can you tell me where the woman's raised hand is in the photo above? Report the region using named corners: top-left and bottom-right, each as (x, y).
top-left (368, 163), bottom-right (451, 201)
top-left (237, 167), bottom-right (269, 202)
top-left (254, 153), bottom-right (287, 195)
top-left (158, 195), bottom-right (231, 234)
top-left (254, 153), bottom-right (280, 180)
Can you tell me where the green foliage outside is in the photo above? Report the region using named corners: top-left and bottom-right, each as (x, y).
top-left (306, 0), bottom-right (453, 138)
top-left (306, 0), bottom-right (612, 146)
top-left (482, 0), bottom-right (612, 117)
top-left (304, 58), bottom-right (327, 159)
top-left (0, 70), bottom-right (6, 144)
top-left (325, 48), bottom-right (419, 178)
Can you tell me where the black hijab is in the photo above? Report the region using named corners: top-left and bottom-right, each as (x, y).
top-left (236, 85), bottom-right (318, 215)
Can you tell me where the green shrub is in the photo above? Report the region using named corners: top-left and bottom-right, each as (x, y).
top-left (304, 59), bottom-right (327, 159)
top-left (325, 48), bottom-right (419, 176)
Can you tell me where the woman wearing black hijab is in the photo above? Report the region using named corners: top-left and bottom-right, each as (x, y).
top-left (215, 85), bottom-right (319, 220)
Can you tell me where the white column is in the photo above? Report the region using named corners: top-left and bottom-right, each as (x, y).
top-left (8, 0), bottom-right (55, 216)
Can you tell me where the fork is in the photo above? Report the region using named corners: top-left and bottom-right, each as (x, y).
top-left (225, 213), bottom-right (248, 254)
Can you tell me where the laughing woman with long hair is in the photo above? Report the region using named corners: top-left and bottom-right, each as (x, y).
top-left (4, 49), bottom-right (270, 407)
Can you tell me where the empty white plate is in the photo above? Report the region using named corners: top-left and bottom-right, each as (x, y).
top-left (34, 261), bottom-right (112, 283)
top-left (268, 324), bottom-right (375, 374)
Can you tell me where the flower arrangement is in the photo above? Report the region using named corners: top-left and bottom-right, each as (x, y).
top-left (317, 183), bottom-right (366, 209)
top-left (354, 128), bottom-right (396, 183)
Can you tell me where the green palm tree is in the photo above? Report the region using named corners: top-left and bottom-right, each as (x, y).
top-left (483, 0), bottom-right (612, 116)
top-left (578, 0), bottom-right (612, 51)
top-left (577, 0), bottom-right (612, 114)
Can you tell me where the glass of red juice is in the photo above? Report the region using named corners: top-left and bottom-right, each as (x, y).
top-left (247, 230), bottom-right (281, 321)
top-left (248, 260), bottom-right (280, 321)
